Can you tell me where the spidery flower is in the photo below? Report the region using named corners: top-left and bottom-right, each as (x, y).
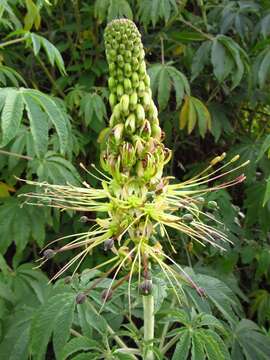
top-left (21, 19), bottom-right (248, 306)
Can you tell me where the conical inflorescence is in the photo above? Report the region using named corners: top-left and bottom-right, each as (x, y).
top-left (101, 19), bottom-right (170, 192)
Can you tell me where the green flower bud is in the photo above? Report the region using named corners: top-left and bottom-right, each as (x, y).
top-left (132, 72), bottom-right (139, 87)
top-left (144, 74), bottom-right (151, 87)
top-left (124, 50), bottom-right (132, 61)
top-left (151, 124), bottom-right (162, 140)
top-left (130, 92), bottom-right (138, 110)
top-left (113, 123), bottom-right (124, 143)
top-left (140, 119), bottom-right (151, 139)
top-left (116, 84), bottom-right (124, 97)
top-left (124, 63), bottom-right (132, 77)
top-left (149, 100), bottom-right (158, 120)
top-left (142, 92), bottom-right (151, 110)
top-left (120, 94), bottom-right (129, 114)
top-left (109, 93), bottom-right (116, 109)
top-left (124, 78), bottom-right (132, 93)
top-left (136, 104), bottom-right (145, 124)
top-left (125, 113), bottom-right (136, 134)
top-left (108, 77), bottom-right (116, 92)
top-left (113, 103), bottom-right (122, 120)
top-left (138, 80), bottom-right (146, 96)
top-left (108, 62), bottom-right (115, 73)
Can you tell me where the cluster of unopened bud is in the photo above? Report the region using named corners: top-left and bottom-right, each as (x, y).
top-left (103, 19), bottom-right (171, 187)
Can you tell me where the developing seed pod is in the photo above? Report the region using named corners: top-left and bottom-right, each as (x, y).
top-left (76, 293), bottom-right (86, 304)
top-left (101, 289), bottom-right (113, 302)
top-left (104, 238), bottom-right (115, 251)
top-left (43, 249), bottom-right (55, 259)
top-left (139, 280), bottom-right (153, 295)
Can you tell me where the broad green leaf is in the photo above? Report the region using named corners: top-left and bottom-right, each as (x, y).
top-left (0, 282), bottom-right (15, 303)
top-left (0, 88), bottom-right (23, 146)
top-left (60, 336), bottom-right (100, 360)
top-left (149, 63), bottom-right (189, 110)
top-left (95, 0), bottom-right (133, 22)
top-left (218, 35), bottom-right (249, 89)
top-left (172, 330), bottom-right (191, 360)
top-left (263, 177), bottom-right (270, 206)
top-left (192, 332), bottom-right (205, 360)
top-left (23, 89), bottom-right (69, 154)
top-left (191, 41), bottom-right (212, 80)
top-left (22, 93), bottom-right (48, 158)
top-left (191, 97), bottom-right (211, 137)
top-left (187, 98), bottom-right (196, 134)
top-left (231, 319), bottom-right (270, 360)
top-left (0, 65), bottom-right (26, 87)
top-left (158, 66), bottom-right (171, 111)
top-left (28, 33), bottom-right (66, 75)
top-left (30, 290), bottom-right (75, 360)
top-left (53, 294), bottom-right (76, 358)
top-left (138, 0), bottom-right (178, 28)
top-left (211, 38), bottom-right (233, 83)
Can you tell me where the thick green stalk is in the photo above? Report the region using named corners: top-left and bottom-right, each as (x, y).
top-left (143, 294), bottom-right (155, 360)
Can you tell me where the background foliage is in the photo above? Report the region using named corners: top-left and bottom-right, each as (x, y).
top-left (0, 0), bottom-right (270, 359)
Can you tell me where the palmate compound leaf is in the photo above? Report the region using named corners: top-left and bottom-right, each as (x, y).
top-left (231, 319), bottom-right (270, 360)
top-left (27, 32), bottom-right (67, 75)
top-left (179, 95), bottom-right (211, 137)
top-left (0, 195), bottom-right (48, 256)
top-left (94, 0), bottom-right (133, 23)
top-left (191, 35), bottom-right (249, 89)
top-left (0, 87), bottom-right (71, 156)
top-left (167, 309), bottom-right (230, 360)
top-left (60, 336), bottom-right (101, 360)
top-left (79, 92), bottom-right (107, 132)
top-left (253, 45), bottom-right (270, 88)
top-left (138, 0), bottom-right (178, 28)
top-left (148, 63), bottom-right (190, 111)
top-left (29, 151), bottom-right (81, 185)
top-left (0, 65), bottom-right (27, 87)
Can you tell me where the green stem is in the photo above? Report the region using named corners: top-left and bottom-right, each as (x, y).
top-left (36, 56), bottom-right (65, 98)
top-left (143, 294), bottom-right (155, 360)
top-left (0, 37), bottom-right (25, 48)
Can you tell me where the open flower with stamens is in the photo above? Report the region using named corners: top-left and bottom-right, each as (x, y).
top-left (21, 19), bottom-right (248, 306)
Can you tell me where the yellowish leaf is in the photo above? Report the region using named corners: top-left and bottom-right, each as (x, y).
top-left (187, 98), bottom-right (197, 134)
top-left (179, 96), bottom-right (189, 130)
top-left (0, 182), bottom-right (15, 198)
